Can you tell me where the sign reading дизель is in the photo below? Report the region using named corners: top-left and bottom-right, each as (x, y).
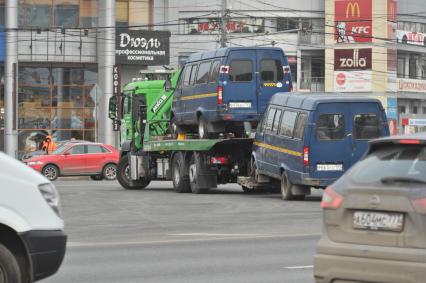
top-left (115, 29), bottom-right (171, 65)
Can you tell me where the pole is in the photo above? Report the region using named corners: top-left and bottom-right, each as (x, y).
top-left (4, 0), bottom-right (18, 157)
top-left (97, 0), bottom-right (116, 146)
top-left (220, 0), bottom-right (227, 47)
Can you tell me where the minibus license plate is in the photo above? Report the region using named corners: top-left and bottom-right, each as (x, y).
top-left (353, 211), bottom-right (404, 232)
top-left (316, 164), bottom-right (343, 171)
top-left (229, 102), bottom-right (252, 108)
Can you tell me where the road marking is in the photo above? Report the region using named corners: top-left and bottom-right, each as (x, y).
top-left (67, 233), bottom-right (320, 248)
top-left (283, 265), bottom-right (313, 270)
top-left (170, 233), bottom-right (272, 237)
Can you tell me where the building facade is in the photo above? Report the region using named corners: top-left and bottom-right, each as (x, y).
top-left (1, 0), bottom-right (155, 157)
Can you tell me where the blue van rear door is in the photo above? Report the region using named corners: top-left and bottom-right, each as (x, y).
top-left (309, 103), bottom-right (351, 180)
top-left (256, 49), bottom-right (289, 114)
top-left (349, 102), bottom-right (385, 165)
top-left (224, 50), bottom-right (257, 114)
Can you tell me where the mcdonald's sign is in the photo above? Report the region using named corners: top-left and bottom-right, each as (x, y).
top-left (346, 2), bottom-right (360, 18)
top-left (335, 0), bottom-right (372, 43)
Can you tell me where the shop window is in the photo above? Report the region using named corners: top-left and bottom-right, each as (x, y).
top-left (116, 0), bottom-right (129, 27)
top-left (397, 57), bottom-right (406, 78)
top-left (55, 3), bottom-right (79, 28)
top-left (79, 0), bottom-right (97, 28)
top-left (413, 106), bottom-right (418, 114)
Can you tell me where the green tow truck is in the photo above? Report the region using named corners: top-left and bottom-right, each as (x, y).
top-left (108, 69), bottom-right (254, 193)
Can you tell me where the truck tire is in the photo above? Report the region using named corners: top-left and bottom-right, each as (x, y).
top-left (0, 243), bottom-right (22, 283)
top-left (171, 152), bottom-right (190, 193)
top-left (189, 154), bottom-right (209, 194)
top-left (280, 172), bottom-right (305, 201)
top-left (170, 117), bottom-right (181, 139)
top-left (117, 155), bottom-right (151, 190)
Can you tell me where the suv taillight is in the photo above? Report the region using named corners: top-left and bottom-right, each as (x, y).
top-left (412, 197), bottom-right (426, 214)
top-left (303, 146), bottom-right (309, 167)
top-left (320, 187), bottom-right (344, 209)
top-left (217, 85), bottom-right (223, 105)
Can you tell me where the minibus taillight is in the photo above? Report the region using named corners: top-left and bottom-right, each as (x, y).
top-left (303, 146), bottom-right (309, 167)
top-left (283, 65), bottom-right (291, 75)
top-left (217, 86), bottom-right (223, 105)
top-left (211, 156), bottom-right (229, 165)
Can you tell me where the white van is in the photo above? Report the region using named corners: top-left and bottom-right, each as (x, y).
top-left (0, 152), bottom-right (66, 282)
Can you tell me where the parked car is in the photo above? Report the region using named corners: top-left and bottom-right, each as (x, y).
top-left (251, 93), bottom-right (390, 200)
top-left (25, 142), bottom-right (119, 181)
top-left (314, 133), bottom-right (426, 283)
top-left (0, 152), bottom-right (66, 282)
top-left (171, 47), bottom-right (293, 138)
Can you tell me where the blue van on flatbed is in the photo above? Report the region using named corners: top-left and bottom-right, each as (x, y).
top-left (171, 47), bottom-right (292, 138)
top-left (251, 93), bottom-right (390, 200)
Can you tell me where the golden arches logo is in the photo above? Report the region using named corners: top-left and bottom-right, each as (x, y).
top-left (346, 2), bottom-right (360, 18)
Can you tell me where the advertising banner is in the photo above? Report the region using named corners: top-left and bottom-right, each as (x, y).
top-left (334, 70), bottom-right (372, 92)
top-left (397, 78), bottom-right (426, 93)
top-left (334, 48), bottom-right (372, 70)
top-left (0, 25), bottom-right (4, 62)
top-left (396, 30), bottom-right (426, 46)
top-left (335, 0), bottom-right (372, 43)
top-left (115, 29), bottom-right (171, 65)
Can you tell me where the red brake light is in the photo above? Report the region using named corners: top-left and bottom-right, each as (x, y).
top-left (399, 139), bottom-right (421, 144)
top-left (412, 197), bottom-right (426, 214)
top-left (320, 187), bottom-right (344, 209)
top-left (217, 86), bottom-right (223, 105)
top-left (303, 146), bottom-right (309, 167)
top-left (210, 156), bottom-right (229, 165)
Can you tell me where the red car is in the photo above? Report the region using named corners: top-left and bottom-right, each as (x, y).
top-left (25, 142), bottom-right (119, 181)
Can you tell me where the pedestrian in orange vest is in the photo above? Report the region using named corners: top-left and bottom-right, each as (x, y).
top-left (42, 136), bottom-right (57, 155)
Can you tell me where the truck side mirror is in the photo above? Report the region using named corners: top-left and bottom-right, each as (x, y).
top-left (164, 79), bottom-right (173, 92)
top-left (108, 96), bottom-right (118, 120)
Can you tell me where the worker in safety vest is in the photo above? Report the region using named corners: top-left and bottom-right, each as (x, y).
top-left (42, 135), bottom-right (57, 154)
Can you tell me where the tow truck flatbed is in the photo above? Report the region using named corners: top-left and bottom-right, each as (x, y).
top-left (143, 138), bottom-right (253, 152)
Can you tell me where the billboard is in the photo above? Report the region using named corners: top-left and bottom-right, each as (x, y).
top-left (0, 25), bottom-right (4, 62)
top-left (396, 30), bottom-right (426, 46)
top-left (334, 48), bottom-right (372, 70)
top-left (115, 29), bottom-right (171, 65)
top-left (335, 0), bottom-right (372, 43)
top-left (397, 78), bottom-right (426, 93)
top-left (334, 70), bottom-right (372, 92)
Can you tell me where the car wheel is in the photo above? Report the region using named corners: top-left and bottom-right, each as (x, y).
top-left (0, 243), bottom-right (22, 283)
top-left (281, 172), bottom-right (294, 200)
top-left (171, 152), bottom-right (191, 193)
top-left (90, 175), bottom-right (103, 181)
top-left (170, 116), bottom-right (181, 139)
top-left (42, 164), bottom-right (59, 181)
top-left (103, 163), bottom-right (117, 181)
top-left (198, 116), bottom-right (209, 139)
top-left (117, 155), bottom-right (150, 190)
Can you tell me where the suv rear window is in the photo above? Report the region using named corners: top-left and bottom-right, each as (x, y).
top-left (350, 144), bottom-right (426, 183)
top-left (229, 60), bottom-right (253, 82)
top-left (353, 113), bottom-right (381, 140)
top-left (260, 59), bottom-right (283, 82)
top-left (316, 114), bottom-right (345, 140)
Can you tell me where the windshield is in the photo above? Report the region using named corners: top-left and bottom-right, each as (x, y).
top-left (349, 144), bottom-right (426, 184)
top-left (52, 144), bottom-right (69, 155)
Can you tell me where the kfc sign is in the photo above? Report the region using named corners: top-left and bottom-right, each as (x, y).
top-left (334, 48), bottom-right (372, 70)
top-left (335, 0), bottom-right (372, 43)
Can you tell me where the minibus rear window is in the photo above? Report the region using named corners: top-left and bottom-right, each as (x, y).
top-left (316, 114), bottom-right (345, 140)
top-left (260, 59), bottom-right (283, 82)
top-left (229, 60), bottom-right (253, 82)
top-left (353, 113), bottom-right (381, 140)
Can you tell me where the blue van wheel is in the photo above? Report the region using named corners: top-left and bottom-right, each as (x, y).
top-left (198, 116), bottom-right (209, 139)
top-left (281, 173), bottom-right (305, 201)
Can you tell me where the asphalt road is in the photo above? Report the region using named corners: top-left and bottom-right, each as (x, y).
top-left (41, 179), bottom-right (323, 283)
